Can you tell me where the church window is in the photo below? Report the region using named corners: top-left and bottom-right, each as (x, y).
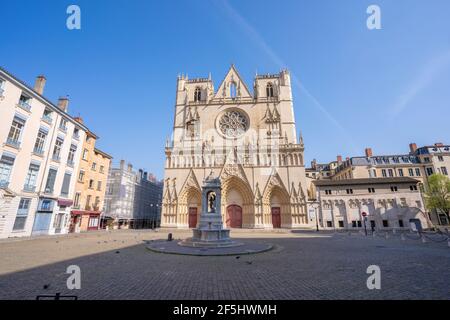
top-left (266, 83), bottom-right (274, 98)
top-left (194, 87), bottom-right (201, 102)
top-left (218, 110), bottom-right (249, 138)
top-left (230, 82), bottom-right (237, 98)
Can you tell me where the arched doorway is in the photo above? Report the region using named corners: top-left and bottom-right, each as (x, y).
top-left (226, 205), bottom-right (242, 228)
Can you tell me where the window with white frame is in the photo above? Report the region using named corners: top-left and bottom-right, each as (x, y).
top-left (74, 192), bottom-right (81, 208)
top-left (34, 129), bottom-right (47, 154)
top-left (426, 167), bottom-right (434, 176)
top-left (7, 116), bottom-right (25, 147)
top-left (82, 149), bottom-right (88, 161)
top-left (67, 144), bottom-right (77, 165)
top-left (13, 198), bottom-right (31, 231)
top-left (18, 94), bottom-right (32, 111)
top-left (0, 78), bottom-right (5, 95)
top-left (52, 138), bottom-right (64, 161)
top-left (442, 167), bottom-right (448, 175)
top-left (59, 118), bottom-right (68, 131)
top-left (60, 173), bottom-right (72, 196)
top-left (24, 163), bottom-right (40, 191)
top-left (408, 168), bottom-right (414, 176)
top-left (78, 170), bottom-right (85, 182)
top-left (398, 169), bottom-right (404, 177)
top-left (415, 168), bottom-right (421, 176)
top-left (88, 216), bottom-right (99, 228)
top-left (0, 154), bottom-right (15, 187)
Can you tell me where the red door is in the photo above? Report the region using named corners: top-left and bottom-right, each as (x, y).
top-left (188, 207), bottom-right (198, 228)
top-left (226, 205), bottom-right (243, 228)
top-left (272, 207), bottom-right (281, 228)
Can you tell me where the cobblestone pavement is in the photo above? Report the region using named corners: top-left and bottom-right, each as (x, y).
top-left (0, 229), bottom-right (449, 300)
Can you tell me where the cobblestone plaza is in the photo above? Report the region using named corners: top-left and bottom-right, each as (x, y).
top-left (0, 229), bottom-right (449, 300)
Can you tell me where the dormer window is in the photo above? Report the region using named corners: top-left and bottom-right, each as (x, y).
top-left (266, 83), bottom-right (274, 98)
top-left (0, 78), bottom-right (5, 96)
top-left (18, 94), bottom-right (32, 111)
top-left (42, 108), bottom-right (53, 124)
top-left (194, 87), bottom-right (202, 102)
top-left (59, 118), bottom-right (68, 132)
top-left (230, 82), bottom-right (237, 98)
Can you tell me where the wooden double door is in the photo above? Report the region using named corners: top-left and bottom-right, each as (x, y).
top-left (188, 207), bottom-right (198, 228)
top-left (271, 207), bottom-right (281, 229)
top-left (226, 205), bottom-right (242, 228)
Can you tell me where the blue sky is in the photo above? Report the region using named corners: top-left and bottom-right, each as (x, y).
top-left (1, 0), bottom-right (450, 178)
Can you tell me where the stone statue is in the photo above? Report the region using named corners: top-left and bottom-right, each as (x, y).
top-left (208, 192), bottom-right (216, 213)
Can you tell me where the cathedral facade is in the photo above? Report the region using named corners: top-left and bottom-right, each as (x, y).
top-left (161, 65), bottom-right (309, 229)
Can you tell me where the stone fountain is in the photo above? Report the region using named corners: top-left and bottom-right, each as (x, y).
top-left (179, 172), bottom-right (240, 248)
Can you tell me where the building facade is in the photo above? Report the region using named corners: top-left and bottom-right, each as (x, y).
top-left (70, 127), bottom-right (112, 233)
top-left (313, 178), bottom-right (430, 231)
top-left (103, 160), bottom-right (162, 229)
top-left (0, 68), bottom-right (90, 239)
top-left (161, 66), bottom-right (308, 229)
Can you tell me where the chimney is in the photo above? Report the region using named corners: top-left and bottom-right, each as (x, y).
top-left (337, 155), bottom-right (342, 163)
top-left (138, 169), bottom-right (143, 179)
top-left (365, 148), bottom-right (373, 158)
top-left (435, 142), bottom-right (444, 147)
top-left (143, 172), bottom-right (148, 180)
top-left (127, 163), bottom-right (133, 173)
top-left (57, 96), bottom-right (69, 112)
top-left (34, 75), bottom-right (46, 94)
top-left (74, 116), bottom-right (84, 124)
top-left (311, 159), bottom-right (317, 170)
top-left (409, 143), bottom-right (418, 154)
top-left (120, 160), bottom-right (125, 170)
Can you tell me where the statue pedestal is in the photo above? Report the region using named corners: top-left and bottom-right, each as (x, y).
top-left (180, 211), bottom-right (242, 248)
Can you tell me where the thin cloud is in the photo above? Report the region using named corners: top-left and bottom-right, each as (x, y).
top-left (390, 49), bottom-right (450, 120)
top-left (213, 0), bottom-right (358, 153)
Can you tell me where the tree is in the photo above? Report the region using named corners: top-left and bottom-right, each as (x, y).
top-left (424, 174), bottom-right (450, 222)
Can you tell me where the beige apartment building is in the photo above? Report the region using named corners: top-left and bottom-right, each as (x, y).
top-left (0, 67), bottom-right (89, 238)
top-left (313, 178), bottom-right (430, 231)
top-left (70, 128), bottom-right (112, 233)
top-left (306, 143), bottom-right (450, 226)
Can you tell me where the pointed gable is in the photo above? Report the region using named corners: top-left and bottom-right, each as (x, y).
top-left (214, 65), bottom-right (252, 99)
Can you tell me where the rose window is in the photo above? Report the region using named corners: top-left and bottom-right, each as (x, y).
top-left (218, 110), bottom-right (248, 137)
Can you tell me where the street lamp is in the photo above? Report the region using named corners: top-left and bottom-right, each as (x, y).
top-left (309, 202), bottom-right (320, 232)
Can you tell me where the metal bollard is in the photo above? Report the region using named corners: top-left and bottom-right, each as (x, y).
top-left (392, 228), bottom-right (397, 234)
top-left (167, 233), bottom-right (173, 242)
top-left (385, 232), bottom-right (389, 239)
top-left (401, 234), bottom-right (406, 241)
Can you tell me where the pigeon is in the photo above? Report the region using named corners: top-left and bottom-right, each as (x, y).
top-left (246, 261), bottom-right (253, 265)
top-left (43, 284), bottom-right (50, 290)
top-left (235, 256), bottom-right (240, 259)
top-left (115, 251), bottom-right (120, 254)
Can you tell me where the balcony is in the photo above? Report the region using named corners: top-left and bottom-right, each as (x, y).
top-left (42, 114), bottom-right (53, 125)
top-left (0, 180), bottom-right (9, 188)
top-left (33, 147), bottom-right (44, 157)
top-left (18, 100), bottom-right (32, 112)
top-left (6, 138), bottom-right (20, 149)
top-left (23, 184), bottom-right (36, 192)
top-left (51, 154), bottom-right (61, 162)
